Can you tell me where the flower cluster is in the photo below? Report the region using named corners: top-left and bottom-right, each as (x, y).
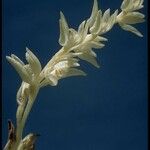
top-left (117, 0), bottom-right (145, 37)
top-left (4, 0), bottom-right (145, 149)
top-left (6, 0), bottom-right (145, 100)
top-left (6, 0), bottom-right (145, 101)
top-left (6, 48), bottom-right (42, 105)
top-left (39, 0), bottom-right (119, 87)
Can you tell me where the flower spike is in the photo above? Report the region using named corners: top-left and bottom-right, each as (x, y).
top-left (117, 0), bottom-right (145, 37)
top-left (4, 0), bottom-right (145, 149)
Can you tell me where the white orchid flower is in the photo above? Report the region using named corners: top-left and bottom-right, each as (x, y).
top-left (6, 48), bottom-right (41, 85)
top-left (117, 0), bottom-right (145, 37)
top-left (121, 0), bottom-right (144, 12)
top-left (86, 0), bottom-right (118, 35)
top-left (6, 48), bottom-right (42, 105)
top-left (6, 0), bottom-right (145, 94)
top-left (89, 9), bottom-right (118, 35)
top-left (39, 52), bottom-right (86, 87)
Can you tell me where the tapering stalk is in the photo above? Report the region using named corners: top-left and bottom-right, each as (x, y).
top-left (9, 88), bottom-right (39, 150)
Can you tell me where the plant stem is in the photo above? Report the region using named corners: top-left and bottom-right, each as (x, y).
top-left (14, 88), bottom-right (39, 149)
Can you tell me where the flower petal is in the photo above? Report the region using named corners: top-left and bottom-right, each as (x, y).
top-left (54, 59), bottom-right (80, 71)
top-left (102, 9), bottom-right (110, 23)
top-left (46, 74), bottom-right (58, 86)
top-left (120, 12), bottom-right (145, 24)
top-left (99, 9), bottom-right (118, 34)
top-left (107, 10), bottom-right (118, 29)
top-left (11, 54), bottom-right (25, 65)
top-left (59, 12), bottom-right (69, 46)
top-left (25, 48), bottom-right (42, 76)
top-left (90, 41), bottom-right (105, 49)
top-left (64, 68), bottom-right (87, 78)
top-left (121, 0), bottom-right (131, 11)
top-left (78, 51), bottom-right (100, 68)
top-left (90, 10), bottom-right (102, 34)
top-left (121, 0), bottom-right (144, 12)
top-left (94, 36), bottom-right (108, 42)
top-left (6, 56), bottom-right (31, 83)
top-left (78, 20), bottom-right (86, 35)
top-left (87, 0), bottom-right (99, 27)
top-left (119, 23), bottom-right (143, 37)
top-left (77, 20), bottom-right (89, 42)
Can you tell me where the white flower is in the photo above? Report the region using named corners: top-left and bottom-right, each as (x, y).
top-left (25, 48), bottom-right (42, 77)
top-left (117, 12), bottom-right (145, 25)
top-left (40, 52), bottom-right (86, 87)
top-left (117, 0), bottom-right (145, 37)
top-left (59, 12), bottom-right (70, 47)
top-left (6, 48), bottom-right (41, 85)
top-left (87, 0), bottom-right (118, 35)
top-left (89, 9), bottom-right (118, 35)
top-left (121, 0), bottom-right (144, 12)
top-left (58, 0), bottom-right (119, 68)
top-left (6, 48), bottom-right (42, 104)
top-left (58, 12), bottom-right (89, 48)
top-left (71, 35), bottom-right (107, 68)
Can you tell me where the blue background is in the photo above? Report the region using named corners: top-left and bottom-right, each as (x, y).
top-left (2, 0), bottom-right (148, 150)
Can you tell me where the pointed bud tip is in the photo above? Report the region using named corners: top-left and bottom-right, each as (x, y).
top-left (6, 56), bottom-right (11, 60)
top-left (26, 47), bottom-right (30, 52)
top-left (94, 0), bottom-right (98, 7)
top-left (60, 11), bottom-right (64, 18)
top-left (139, 34), bottom-right (143, 37)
